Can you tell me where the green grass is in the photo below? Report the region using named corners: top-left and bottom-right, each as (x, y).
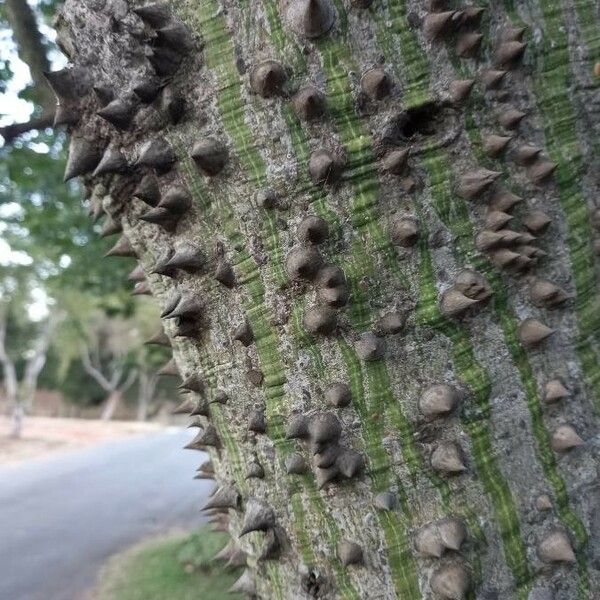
top-left (95, 528), bottom-right (242, 600)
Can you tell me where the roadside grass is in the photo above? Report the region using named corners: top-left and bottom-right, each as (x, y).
top-left (95, 527), bottom-right (242, 600)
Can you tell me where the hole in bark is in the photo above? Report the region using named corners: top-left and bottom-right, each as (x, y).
top-left (301, 569), bottom-right (327, 598)
top-left (380, 101), bottom-right (451, 148)
top-left (399, 102), bottom-right (439, 138)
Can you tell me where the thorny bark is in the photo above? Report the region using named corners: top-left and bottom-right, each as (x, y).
top-left (56, 0), bottom-right (600, 598)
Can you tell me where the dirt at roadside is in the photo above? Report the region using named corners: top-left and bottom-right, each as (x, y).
top-left (0, 416), bottom-right (166, 466)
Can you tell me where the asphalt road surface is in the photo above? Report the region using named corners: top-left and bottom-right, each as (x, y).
top-left (0, 429), bottom-right (212, 600)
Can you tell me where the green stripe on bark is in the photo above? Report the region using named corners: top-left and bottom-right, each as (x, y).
top-left (503, 0), bottom-right (600, 61)
top-left (316, 43), bottom-right (408, 287)
top-left (175, 147), bottom-right (344, 589)
top-left (177, 6), bottom-right (365, 596)
top-left (415, 226), bottom-right (531, 599)
top-left (263, 3), bottom-right (489, 593)
top-left (290, 490), bottom-right (316, 565)
top-left (442, 11), bottom-right (595, 591)
top-left (189, 0), bottom-right (286, 288)
top-left (255, 4), bottom-right (428, 596)
top-left (502, 0), bottom-right (600, 409)
top-left (290, 294), bottom-right (422, 598)
top-left (422, 146), bottom-right (593, 596)
top-left (571, 0), bottom-right (600, 59)
top-left (370, 1), bottom-right (432, 106)
top-left (301, 479), bottom-right (362, 600)
top-left (265, 564), bottom-right (285, 599)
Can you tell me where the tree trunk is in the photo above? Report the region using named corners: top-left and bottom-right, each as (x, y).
top-left (0, 311), bottom-right (21, 438)
top-left (136, 370), bottom-right (157, 421)
top-left (56, 1), bottom-right (600, 598)
top-left (0, 314), bottom-right (54, 438)
top-left (100, 390), bottom-right (122, 421)
top-left (80, 345), bottom-right (137, 421)
top-left (20, 317), bottom-right (55, 412)
top-left (0, 313), bottom-right (18, 407)
top-left (136, 394), bottom-right (147, 421)
top-left (98, 371), bottom-right (137, 420)
top-left (10, 404), bottom-right (25, 439)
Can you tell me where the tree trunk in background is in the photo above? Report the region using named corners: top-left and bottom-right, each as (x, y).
top-left (100, 390), bottom-right (123, 421)
top-left (1, 312), bottom-right (24, 438)
top-left (10, 404), bottom-right (24, 439)
top-left (0, 312), bottom-right (18, 410)
top-left (136, 370), bottom-right (157, 421)
top-left (20, 317), bottom-right (55, 413)
top-left (0, 313), bottom-right (55, 437)
top-left (136, 393), bottom-right (147, 421)
top-left (80, 346), bottom-right (137, 421)
top-left (56, 0), bottom-right (600, 598)
top-left (96, 372), bottom-right (137, 421)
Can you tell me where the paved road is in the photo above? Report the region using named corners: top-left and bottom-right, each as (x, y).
top-left (0, 429), bottom-right (212, 600)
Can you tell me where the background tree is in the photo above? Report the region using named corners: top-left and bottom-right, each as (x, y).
top-left (0, 0), bottom-right (150, 423)
top-left (4, 0), bottom-right (600, 599)
top-left (0, 0), bottom-right (58, 141)
top-left (0, 129), bottom-right (139, 423)
top-left (131, 303), bottom-right (175, 421)
top-left (77, 312), bottom-right (139, 421)
top-left (0, 274), bottom-right (58, 436)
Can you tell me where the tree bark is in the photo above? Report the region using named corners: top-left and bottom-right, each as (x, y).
top-left (56, 0), bottom-right (600, 598)
top-left (10, 404), bottom-right (24, 439)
